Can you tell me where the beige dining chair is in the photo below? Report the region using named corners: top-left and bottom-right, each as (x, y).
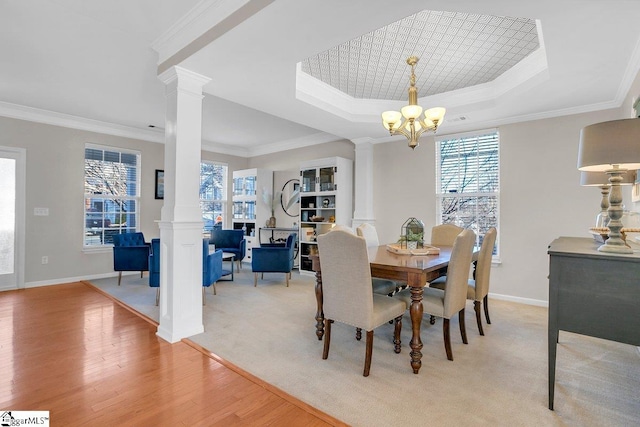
top-left (355, 223), bottom-right (404, 296)
top-left (396, 228), bottom-right (476, 361)
top-left (317, 229), bottom-right (406, 377)
top-left (430, 223), bottom-right (464, 246)
top-left (430, 227), bottom-right (497, 335)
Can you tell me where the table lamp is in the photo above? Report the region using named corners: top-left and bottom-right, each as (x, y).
top-left (577, 118), bottom-right (640, 253)
top-left (580, 170), bottom-right (636, 228)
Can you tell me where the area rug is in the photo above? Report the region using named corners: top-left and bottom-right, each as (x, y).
top-left (89, 270), bottom-right (640, 427)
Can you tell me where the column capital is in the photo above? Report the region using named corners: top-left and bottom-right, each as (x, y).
top-left (158, 66), bottom-right (211, 93)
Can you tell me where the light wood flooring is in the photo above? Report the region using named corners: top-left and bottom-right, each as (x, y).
top-left (0, 282), bottom-right (346, 426)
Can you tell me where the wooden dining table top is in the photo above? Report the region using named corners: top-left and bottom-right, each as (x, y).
top-left (367, 245), bottom-right (458, 286)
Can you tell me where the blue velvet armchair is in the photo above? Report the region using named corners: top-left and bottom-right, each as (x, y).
top-left (251, 233), bottom-right (297, 287)
top-left (149, 239), bottom-right (224, 306)
top-left (209, 229), bottom-right (246, 272)
top-left (112, 232), bottom-right (150, 286)
top-left (149, 238), bottom-right (160, 305)
top-left (202, 239), bottom-right (224, 304)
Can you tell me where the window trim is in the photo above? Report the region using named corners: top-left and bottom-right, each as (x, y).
top-left (200, 160), bottom-right (228, 230)
top-left (435, 128), bottom-right (500, 261)
top-left (83, 143), bottom-right (141, 249)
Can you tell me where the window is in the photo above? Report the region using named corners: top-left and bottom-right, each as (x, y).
top-left (200, 162), bottom-right (227, 231)
top-left (84, 145), bottom-right (140, 247)
top-left (435, 129), bottom-right (499, 255)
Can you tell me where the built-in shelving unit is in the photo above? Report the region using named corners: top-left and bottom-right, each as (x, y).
top-left (298, 157), bottom-right (353, 274)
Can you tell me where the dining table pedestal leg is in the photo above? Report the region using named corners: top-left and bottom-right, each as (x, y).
top-left (409, 285), bottom-right (424, 374)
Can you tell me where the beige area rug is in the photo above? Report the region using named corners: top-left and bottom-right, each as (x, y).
top-left (89, 270), bottom-right (640, 427)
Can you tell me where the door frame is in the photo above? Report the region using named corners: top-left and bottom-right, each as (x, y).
top-left (0, 146), bottom-right (26, 290)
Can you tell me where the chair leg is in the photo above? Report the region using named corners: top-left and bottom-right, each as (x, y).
top-left (355, 328), bottom-right (362, 341)
top-left (429, 315), bottom-right (436, 325)
top-left (364, 330), bottom-right (374, 377)
top-left (140, 271), bottom-right (143, 278)
top-left (117, 271), bottom-right (122, 286)
top-left (322, 319), bottom-right (332, 360)
top-left (213, 282), bottom-right (217, 296)
top-left (286, 273), bottom-right (289, 287)
top-left (202, 287), bottom-right (206, 306)
top-left (484, 295), bottom-right (491, 324)
top-left (459, 308), bottom-right (468, 344)
top-left (237, 260), bottom-right (241, 272)
top-left (474, 300), bottom-right (484, 336)
top-left (443, 318), bottom-right (453, 361)
top-left (254, 273), bottom-right (258, 287)
top-left (261, 273), bottom-right (264, 279)
top-left (393, 315), bottom-right (402, 354)
top-left (155, 288), bottom-right (159, 306)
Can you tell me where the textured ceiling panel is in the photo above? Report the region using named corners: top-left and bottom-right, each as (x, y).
top-left (300, 10), bottom-right (539, 100)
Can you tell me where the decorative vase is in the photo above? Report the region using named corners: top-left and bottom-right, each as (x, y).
top-left (267, 216), bottom-right (276, 228)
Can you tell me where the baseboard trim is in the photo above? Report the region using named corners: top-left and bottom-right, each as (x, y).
top-left (489, 292), bottom-right (548, 308)
top-left (25, 271), bottom-right (135, 288)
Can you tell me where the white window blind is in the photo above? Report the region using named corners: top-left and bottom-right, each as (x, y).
top-left (436, 130), bottom-right (499, 254)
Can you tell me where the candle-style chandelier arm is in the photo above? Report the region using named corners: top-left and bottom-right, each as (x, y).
top-left (380, 56), bottom-right (446, 149)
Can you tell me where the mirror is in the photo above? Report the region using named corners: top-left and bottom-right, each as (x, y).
top-left (280, 178), bottom-right (300, 217)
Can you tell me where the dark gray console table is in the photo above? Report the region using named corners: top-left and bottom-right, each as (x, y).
top-left (547, 237), bottom-right (640, 410)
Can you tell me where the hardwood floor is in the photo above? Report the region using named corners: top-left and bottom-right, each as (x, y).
top-left (0, 282), bottom-right (346, 426)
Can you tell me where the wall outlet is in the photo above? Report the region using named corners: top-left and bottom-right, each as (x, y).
top-left (41, 256), bottom-right (48, 264)
top-left (34, 207), bottom-right (49, 216)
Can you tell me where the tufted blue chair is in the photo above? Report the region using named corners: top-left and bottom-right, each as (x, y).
top-left (149, 239), bottom-right (225, 306)
top-left (112, 232), bottom-right (150, 286)
top-left (209, 229), bottom-right (246, 272)
top-left (202, 239), bottom-right (224, 304)
top-left (251, 233), bottom-right (297, 287)
top-left (148, 238), bottom-right (160, 305)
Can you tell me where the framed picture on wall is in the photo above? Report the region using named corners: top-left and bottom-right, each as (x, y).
top-left (155, 169), bottom-right (164, 200)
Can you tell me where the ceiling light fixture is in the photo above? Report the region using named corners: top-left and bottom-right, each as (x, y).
top-left (381, 56), bottom-right (446, 149)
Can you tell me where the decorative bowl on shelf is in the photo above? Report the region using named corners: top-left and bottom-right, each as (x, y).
top-left (310, 216), bottom-right (325, 222)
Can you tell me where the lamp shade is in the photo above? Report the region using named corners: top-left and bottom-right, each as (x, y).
top-left (580, 170), bottom-right (637, 186)
top-left (577, 118), bottom-right (640, 171)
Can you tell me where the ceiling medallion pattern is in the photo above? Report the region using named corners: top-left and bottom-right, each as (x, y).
top-left (300, 10), bottom-right (539, 100)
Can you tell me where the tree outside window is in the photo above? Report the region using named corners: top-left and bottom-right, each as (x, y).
top-left (436, 130), bottom-right (499, 255)
top-left (200, 162), bottom-right (227, 231)
top-left (84, 145), bottom-right (140, 247)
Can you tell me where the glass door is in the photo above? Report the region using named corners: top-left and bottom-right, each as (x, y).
top-left (301, 168), bottom-right (317, 193)
top-left (318, 166), bottom-right (335, 192)
top-left (0, 147), bottom-right (25, 290)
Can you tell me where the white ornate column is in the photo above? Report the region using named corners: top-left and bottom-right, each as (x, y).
top-left (156, 66), bottom-right (210, 343)
top-left (351, 138), bottom-right (376, 229)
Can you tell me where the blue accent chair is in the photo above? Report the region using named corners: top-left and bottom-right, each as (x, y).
top-left (209, 229), bottom-right (246, 272)
top-left (149, 238), bottom-right (160, 305)
top-left (251, 233), bottom-right (297, 287)
top-left (202, 239), bottom-right (225, 305)
top-left (112, 232), bottom-right (150, 286)
top-left (149, 239), bottom-right (225, 306)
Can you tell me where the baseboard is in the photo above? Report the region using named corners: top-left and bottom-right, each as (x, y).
top-left (25, 271), bottom-right (132, 288)
top-left (489, 292), bottom-right (548, 308)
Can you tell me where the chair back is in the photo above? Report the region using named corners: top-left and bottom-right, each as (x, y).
top-left (473, 227), bottom-right (497, 300)
top-left (356, 223), bottom-right (379, 247)
top-left (442, 229), bottom-right (476, 317)
top-left (203, 239), bottom-right (223, 286)
top-left (330, 225), bottom-right (354, 234)
top-left (317, 230), bottom-right (375, 329)
top-left (113, 232), bottom-right (146, 247)
top-left (430, 224), bottom-right (464, 247)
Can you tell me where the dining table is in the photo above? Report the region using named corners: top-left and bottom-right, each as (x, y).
top-left (310, 243), bottom-right (478, 374)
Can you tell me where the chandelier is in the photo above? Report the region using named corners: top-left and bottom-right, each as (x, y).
top-left (381, 56), bottom-right (446, 149)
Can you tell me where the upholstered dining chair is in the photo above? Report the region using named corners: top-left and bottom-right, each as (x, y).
top-left (112, 232), bottom-right (151, 286)
top-left (317, 229), bottom-right (406, 377)
top-left (396, 228), bottom-right (476, 361)
top-left (356, 223), bottom-right (406, 296)
top-left (430, 227), bottom-right (497, 335)
top-left (430, 223), bottom-right (464, 247)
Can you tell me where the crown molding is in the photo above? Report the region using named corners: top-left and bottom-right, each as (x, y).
top-left (0, 101), bottom-right (164, 143)
top-left (247, 132), bottom-right (343, 157)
